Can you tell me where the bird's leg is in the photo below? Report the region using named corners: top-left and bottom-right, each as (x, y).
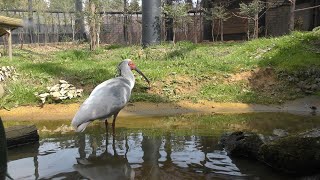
top-left (112, 112), bottom-right (119, 137)
top-left (105, 120), bottom-right (108, 130)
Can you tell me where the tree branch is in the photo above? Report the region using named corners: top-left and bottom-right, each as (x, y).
top-left (295, 4), bottom-right (320, 12)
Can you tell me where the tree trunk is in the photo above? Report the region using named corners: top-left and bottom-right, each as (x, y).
top-left (247, 19), bottom-right (250, 40)
top-left (193, 13), bottom-right (197, 43)
top-left (37, 12), bottom-right (40, 44)
top-left (57, 13), bottom-right (61, 43)
top-left (63, 12), bottom-right (67, 39)
top-left (173, 27), bottom-right (176, 44)
top-left (289, 0), bottom-right (296, 32)
top-left (89, 0), bottom-right (97, 51)
top-left (254, 14), bottom-right (259, 39)
top-left (211, 20), bottom-right (214, 42)
top-left (28, 0), bottom-right (34, 44)
top-left (221, 19), bottom-right (224, 41)
top-left (51, 13), bottom-right (54, 42)
top-left (123, 0), bottom-right (128, 44)
top-left (71, 14), bottom-right (75, 42)
top-left (97, 14), bottom-right (101, 48)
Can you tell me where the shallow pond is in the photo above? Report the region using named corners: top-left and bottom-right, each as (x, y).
top-left (5, 113), bottom-right (320, 180)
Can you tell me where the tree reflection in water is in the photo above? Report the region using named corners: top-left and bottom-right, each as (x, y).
top-left (6, 130), bottom-right (289, 180)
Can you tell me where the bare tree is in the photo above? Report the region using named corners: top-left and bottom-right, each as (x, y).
top-left (162, 1), bottom-right (190, 44)
top-left (204, 2), bottom-right (230, 42)
top-left (238, 0), bottom-right (264, 39)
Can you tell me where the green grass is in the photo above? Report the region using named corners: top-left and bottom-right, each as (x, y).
top-left (0, 31), bottom-right (319, 108)
top-left (199, 82), bottom-right (269, 103)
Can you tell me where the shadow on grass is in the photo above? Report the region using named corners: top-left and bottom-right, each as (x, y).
top-left (23, 62), bottom-right (113, 91)
top-left (22, 62), bottom-right (170, 103)
top-left (163, 42), bottom-right (197, 60)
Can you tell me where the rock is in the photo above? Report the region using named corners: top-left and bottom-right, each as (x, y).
top-left (49, 84), bottom-right (60, 92)
top-left (60, 83), bottom-right (70, 89)
top-left (51, 92), bottom-right (61, 100)
top-left (300, 128), bottom-right (320, 138)
top-left (38, 93), bottom-right (49, 98)
top-left (297, 81), bottom-right (306, 88)
top-left (0, 84), bottom-right (4, 98)
top-left (219, 131), bottom-right (264, 159)
top-left (0, 66), bottom-right (18, 82)
top-left (59, 80), bottom-right (68, 84)
top-left (67, 91), bottom-right (75, 99)
top-left (258, 134), bottom-right (320, 174)
top-left (220, 129), bottom-right (320, 175)
top-left (36, 80), bottom-right (83, 104)
top-left (311, 84), bottom-right (319, 91)
top-left (272, 129), bottom-right (289, 137)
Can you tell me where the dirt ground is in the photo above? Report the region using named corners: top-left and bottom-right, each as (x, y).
top-left (0, 96), bottom-right (319, 121)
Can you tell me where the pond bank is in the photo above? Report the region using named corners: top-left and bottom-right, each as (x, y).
top-left (0, 96), bottom-right (319, 121)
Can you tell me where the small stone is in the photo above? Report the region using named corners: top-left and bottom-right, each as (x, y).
top-left (38, 93), bottom-right (49, 98)
top-left (51, 92), bottom-right (61, 99)
top-left (59, 89), bottom-right (67, 95)
top-left (311, 84), bottom-right (319, 91)
top-left (50, 84), bottom-right (60, 92)
top-left (273, 129), bottom-right (289, 137)
top-left (59, 80), bottom-right (68, 84)
top-left (67, 91), bottom-right (74, 99)
top-left (304, 85), bottom-right (312, 90)
top-left (59, 96), bottom-right (68, 100)
top-left (60, 83), bottom-right (70, 89)
top-left (297, 81), bottom-right (305, 88)
top-left (40, 97), bottom-right (46, 104)
top-left (76, 89), bottom-right (83, 93)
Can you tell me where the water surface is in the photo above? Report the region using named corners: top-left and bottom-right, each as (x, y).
top-left (6, 113), bottom-right (320, 180)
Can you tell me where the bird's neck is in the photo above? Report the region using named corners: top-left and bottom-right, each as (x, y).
top-left (120, 68), bottom-right (135, 89)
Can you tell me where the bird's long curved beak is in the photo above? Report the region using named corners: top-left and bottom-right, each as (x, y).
top-left (135, 67), bottom-right (150, 86)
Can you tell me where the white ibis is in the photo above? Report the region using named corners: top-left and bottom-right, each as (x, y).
top-left (71, 59), bottom-right (150, 133)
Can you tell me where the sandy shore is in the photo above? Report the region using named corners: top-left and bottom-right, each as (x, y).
top-left (0, 96), bottom-right (319, 121)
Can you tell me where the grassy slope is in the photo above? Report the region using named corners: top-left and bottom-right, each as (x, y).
top-left (0, 31), bottom-right (319, 108)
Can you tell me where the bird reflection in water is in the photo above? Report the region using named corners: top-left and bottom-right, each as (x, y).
top-left (73, 132), bottom-right (135, 180)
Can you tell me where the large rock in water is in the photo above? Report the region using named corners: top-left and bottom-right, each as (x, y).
top-left (5, 125), bottom-right (39, 148)
top-left (220, 129), bottom-right (320, 175)
top-left (219, 131), bottom-right (264, 159)
top-left (258, 129), bottom-right (320, 174)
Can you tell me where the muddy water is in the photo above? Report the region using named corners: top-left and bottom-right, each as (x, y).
top-left (5, 113), bottom-right (320, 180)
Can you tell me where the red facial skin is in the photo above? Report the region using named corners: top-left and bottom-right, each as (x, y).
top-left (128, 61), bottom-right (136, 70)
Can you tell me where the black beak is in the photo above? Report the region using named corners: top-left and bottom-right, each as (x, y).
top-left (135, 67), bottom-right (150, 86)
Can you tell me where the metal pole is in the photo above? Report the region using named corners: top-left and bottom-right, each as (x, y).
top-left (142, 0), bottom-right (161, 47)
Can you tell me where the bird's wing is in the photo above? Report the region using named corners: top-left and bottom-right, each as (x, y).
top-left (72, 77), bottom-right (132, 130)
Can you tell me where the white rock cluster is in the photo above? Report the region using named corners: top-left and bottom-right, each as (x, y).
top-left (0, 66), bottom-right (17, 81)
top-left (36, 80), bottom-right (83, 104)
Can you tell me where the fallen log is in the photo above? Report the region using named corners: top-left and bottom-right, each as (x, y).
top-left (5, 125), bottom-right (39, 149)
